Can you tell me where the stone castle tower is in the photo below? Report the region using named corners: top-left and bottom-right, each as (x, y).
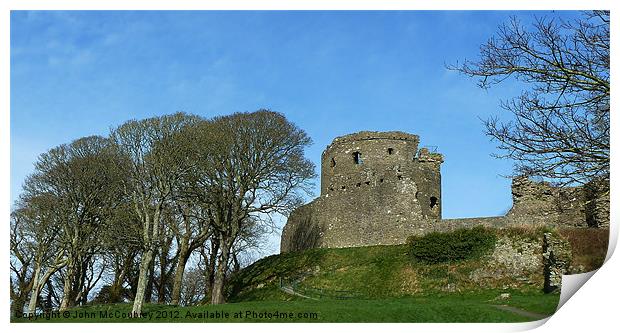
top-left (281, 131), bottom-right (444, 252)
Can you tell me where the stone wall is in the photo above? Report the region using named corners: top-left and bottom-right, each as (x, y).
top-left (469, 235), bottom-right (544, 289)
top-left (468, 231), bottom-right (574, 292)
top-left (584, 178), bottom-right (610, 228)
top-left (543, 233), bottom-right (572, 293)
top-left (507, 176), bottom-right (610, 228)
top-left (320, 131), bottom-right (442, 220)
top-left (281, 131), bottom-right (610, 253)
top-left (281, 131), bottom-right (443, 252)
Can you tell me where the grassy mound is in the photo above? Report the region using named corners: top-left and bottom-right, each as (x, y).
top-left (228, 226), bottom-right (607, 303)
top-left (227, 245), bottom-right (413, 301)
top-left (227, 232), bottom-right (546, 302)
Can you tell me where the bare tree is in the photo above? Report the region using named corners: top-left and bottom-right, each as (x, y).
top-left (451, 11), bottom-right (609, 186)
top-left (179, 264), bottom-right (206, 306)
top-left (152, 213), bottom-right (178, 304)
top-left (158, 126), bottom-right (215, 306)
top-left (10, 210), bottom-right (35, 316)
top-left (22, 136), bottom-right (124, 310)
top-left (11, 109), bottom-right (314, 311)
top-left (13, 195), bottom-right (66, 314)
top-left (198, 237), bottom-right (220, 303)
top-left (185, 110), bottom-right (315, 304)
top-left (167, 202), bottom-right (212, 305)
top-left (97, 202), bottom-right (142, 303)
top-left (109, 113), bottom-right (200, 314)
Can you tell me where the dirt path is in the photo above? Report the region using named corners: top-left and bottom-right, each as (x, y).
top-left (490, 304), bottom-right (549, 320)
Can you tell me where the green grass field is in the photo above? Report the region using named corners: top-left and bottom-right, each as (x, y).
top-left (12, 292), bottom-right (559, 323)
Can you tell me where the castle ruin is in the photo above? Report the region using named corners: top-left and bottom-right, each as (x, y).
top-left (281, 131), bottom-right (610, 253)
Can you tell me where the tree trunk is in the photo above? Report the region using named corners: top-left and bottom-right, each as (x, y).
top-left (27, 258), bottom-right (65, 314)
top-left (157, 248), bottom-right (170, 304)
top-left (43, 280), bottom-right (55, 311)
top-left (204, 239), bottom-right (219, 302)
top-left (144, 255), bottom-right (155, 303)
top-left (109, 264), bottom-right (127, 303)
top-left (147, 262), bottom-right (154, 302)
top-left (11, 296), bottom-right (27, 317)
top-left (27, 266), bottom-right (42, 314)
top-left (59, 262), bottom-right (75, 310)
top-left (74, 259), bottom-right (89, 307)
top-left (109, 284), bottom-right (122, 303)
top-left (131, 248), bottom-right (154, 315)
top-left (170, 239), bottom-right (190, 306)
top-left (210, 240), bottom-right (230, 305)
top-left (232, 251), bottom-right (241, 273)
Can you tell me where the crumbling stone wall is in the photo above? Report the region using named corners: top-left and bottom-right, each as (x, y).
top-left (507, 176), bottom-right (610, 228)
top-left (584, 178), bottom-right (610, 228)
top-left (469, 235), bottom-right (544, 289)
top-left (281, 131), bottom-right (443, 252)
top-left (320, 131), bottom-right (442, 220)
top-left (281, 131), bottom-right (610, 253)
top-left (543, 233), bottom-right (572, 293)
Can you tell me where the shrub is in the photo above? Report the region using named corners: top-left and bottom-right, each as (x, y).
top-left (407, 226), bottom-right (497, 264)
top-left (558, 227), bottom-right (609, 271)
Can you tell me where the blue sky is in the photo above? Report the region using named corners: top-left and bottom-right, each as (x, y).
top-left (10, 10), bottom-right (582, 253)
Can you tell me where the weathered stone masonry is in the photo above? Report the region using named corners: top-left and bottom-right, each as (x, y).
top-left (281, 131), bottom-right (610, 253)
top-left (506, 176), bottom-right (610, 228)
top-left (282, 131), bottom-right (442, 251)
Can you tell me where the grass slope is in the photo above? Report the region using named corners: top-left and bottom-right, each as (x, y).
top-left (227, 243), bottom-right (544, 302)
top-left (13, 293), bottom-right (559, 323)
